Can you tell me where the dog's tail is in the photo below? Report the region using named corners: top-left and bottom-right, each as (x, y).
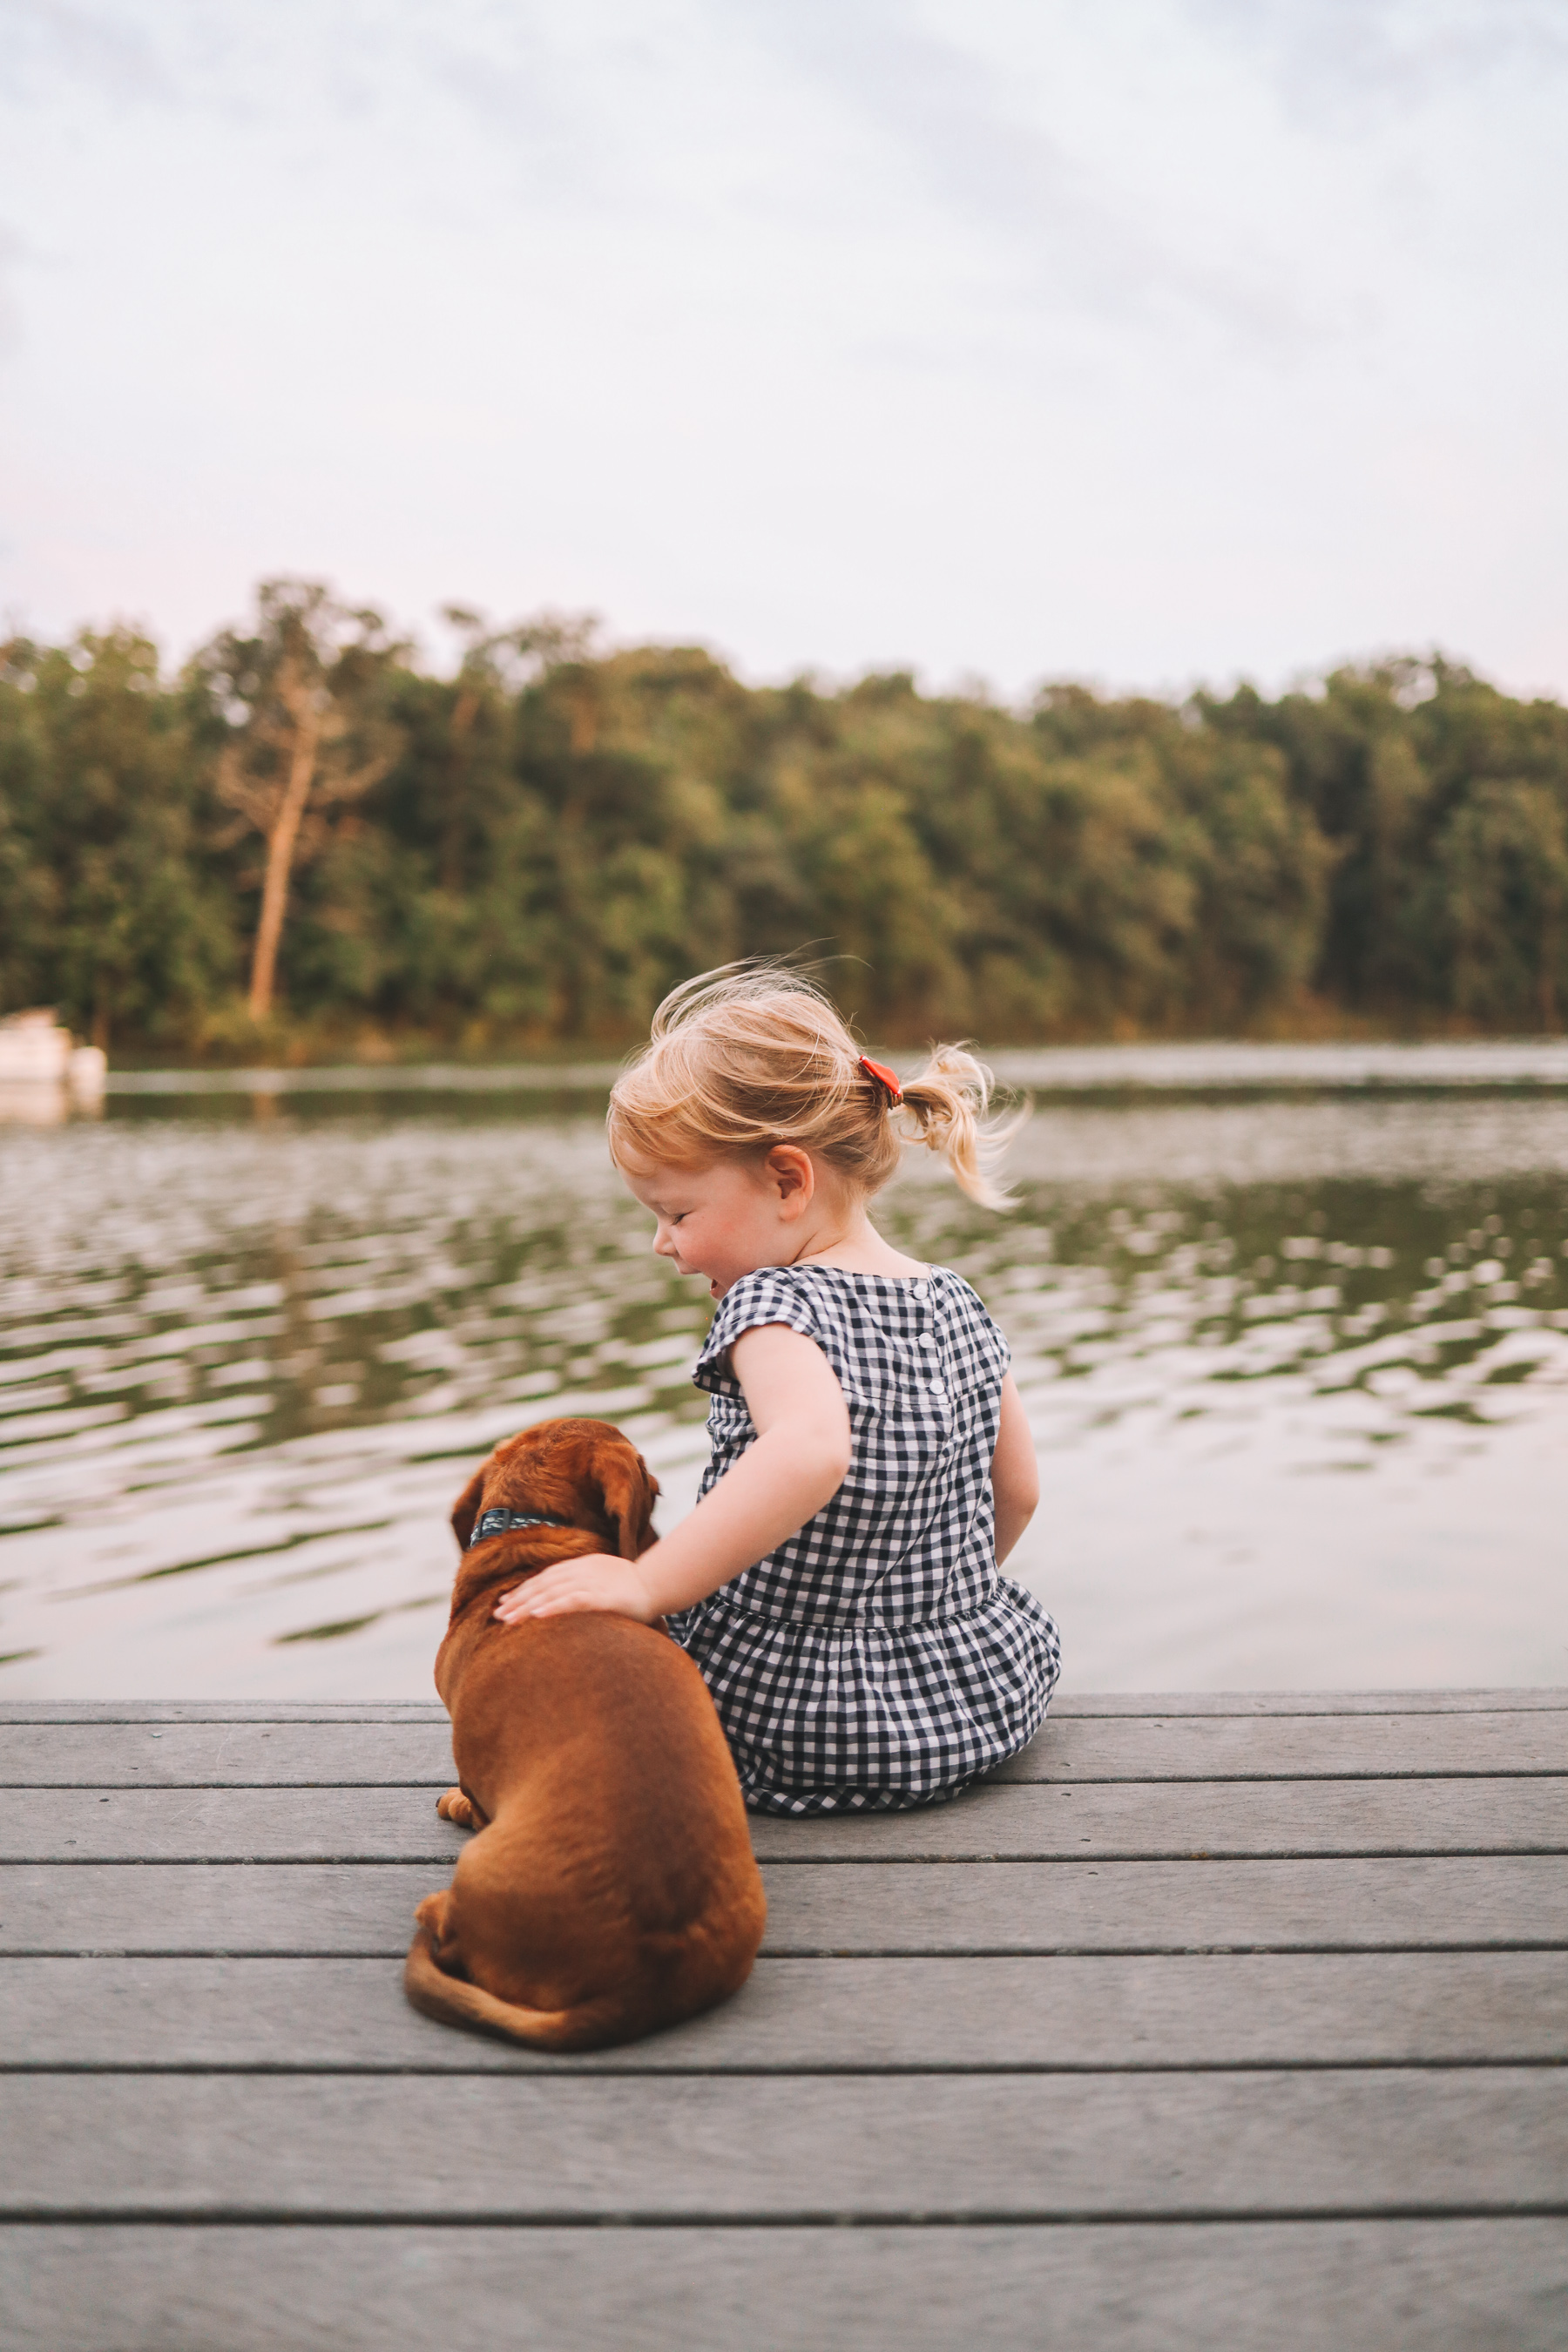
top-left (402, 1919), bottom-right (637, 2052)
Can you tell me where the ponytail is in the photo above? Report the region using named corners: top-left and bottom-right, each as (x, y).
top-left (898, 1045), bottom-right (1021, 1210)
top-left (608, 962), bottom-right (1024, 1210)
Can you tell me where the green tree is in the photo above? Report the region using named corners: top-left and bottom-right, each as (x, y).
top-left (9, 591), bottom-right (1568, 1056)
top-left (1430, 779), bottom-right (1568, 1025)
top-left (0, 630), bottom-right (234, 1046)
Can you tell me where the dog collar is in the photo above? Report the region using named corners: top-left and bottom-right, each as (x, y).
top-left (468, 1507), bottom-right (577, 1548)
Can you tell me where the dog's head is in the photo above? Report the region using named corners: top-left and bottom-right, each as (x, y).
top-left (449, 1417), bottom-right (660, 1562)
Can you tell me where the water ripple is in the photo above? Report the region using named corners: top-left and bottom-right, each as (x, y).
top-left (3, 1093), bottom-right (1567, 1693)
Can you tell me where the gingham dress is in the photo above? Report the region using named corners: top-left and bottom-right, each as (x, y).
top-left (668, 1264), bottom-right (1061, 1815)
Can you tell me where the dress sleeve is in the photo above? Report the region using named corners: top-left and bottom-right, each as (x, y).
top-left (992, 1316), bottom-right (1012, 1376)
top-left (952, 1272), bottom-right (1010, 1379)
top-left (693, 1269), bottom-right (822, 1396)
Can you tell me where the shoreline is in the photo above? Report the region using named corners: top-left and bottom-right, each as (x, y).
top-left (91, 1037), bottom-right (1568, 1096)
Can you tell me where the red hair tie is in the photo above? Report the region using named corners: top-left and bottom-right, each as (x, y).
top-left (858, 1054), bottom-right (903, 1105)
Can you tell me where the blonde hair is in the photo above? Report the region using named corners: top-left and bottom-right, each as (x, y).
top-left (607, 964), bottom-right (1018, 1209)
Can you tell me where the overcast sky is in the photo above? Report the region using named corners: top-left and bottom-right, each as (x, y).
top-left (2, 0), bottom-right (1565, 698)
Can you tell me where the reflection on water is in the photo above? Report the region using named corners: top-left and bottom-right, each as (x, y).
top-left (2, 1088), bottom-right (1566, 1695)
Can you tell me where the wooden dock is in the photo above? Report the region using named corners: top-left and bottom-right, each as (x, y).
top-left (3, 1691), bottom-right (1565, 2349)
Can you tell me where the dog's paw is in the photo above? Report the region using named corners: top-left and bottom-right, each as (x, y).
top-left (436, 1786), bottom-right (483, 1828)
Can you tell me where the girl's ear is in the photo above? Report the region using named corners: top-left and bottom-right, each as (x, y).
top-left (449, 1466), bottom-right (487, 1551)
top-left (766, 1144), bottom-right (814, 1214)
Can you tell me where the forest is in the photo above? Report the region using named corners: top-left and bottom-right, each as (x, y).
top-left (3, 579), bottom-right (1568, 1058)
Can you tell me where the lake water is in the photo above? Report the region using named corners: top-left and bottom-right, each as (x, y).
top-left (3, 1066), bottom-right (1566, 1697)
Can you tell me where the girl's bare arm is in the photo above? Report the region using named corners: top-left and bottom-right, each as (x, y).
top-left (991, 1372), bottom-right (1039, 1565)
top-left (495, 1322), bottom-right (851, 1624)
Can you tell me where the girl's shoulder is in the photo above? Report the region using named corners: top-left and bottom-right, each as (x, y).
top-left (920, 1266), bottom-right (1010, 1362)
top-left (693, 1261), bottom-right (1004, 1394)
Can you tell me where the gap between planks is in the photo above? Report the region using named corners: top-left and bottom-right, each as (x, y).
top-left (3, 1690), bottom-right (1566, 1724)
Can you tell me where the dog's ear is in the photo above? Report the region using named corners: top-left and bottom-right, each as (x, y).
top-left (449, 1464), bottom-right (487, 1552)
top-left (598, 1446), bottom-right (660, 1559)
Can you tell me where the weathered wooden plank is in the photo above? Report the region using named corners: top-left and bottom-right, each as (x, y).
top-left (0, 1788), bottom-right (467, 1865)
top-left (997, 1713), bottom-right (1568, 1782)
top-left (3, 2070), bottom-right (1564, 2217)
top-left (7, 1855), bottom-right (1565, 1958)
top-left (22, 2217), bottom-right (1568, 2352)
top-left (9, 1778), bottom-right (1563, 1864)
top-left (1, 1690), bottom-right (1562, 1726)
top-left (757, 1855), bottom-right (1568, 1955)
top-left (8, 1711), bottom-right (1565, 1788)
top-left (0, 1724), bottom-right (457, 1788)
top-left (6, 2220), bottom-right (1566, 2352)
top-left (744, 1779), bottom-right (1568, 1861)
top-left (0, 1862), bottom-right (440, 1955)
top-left (4, 1951), bottom-right (1564, 2072)
top-left (0, 1704), bottom-right (449, 1724)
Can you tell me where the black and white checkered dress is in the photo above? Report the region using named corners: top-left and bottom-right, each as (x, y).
top-left (668, 1264), bottom-right (1061, 1815)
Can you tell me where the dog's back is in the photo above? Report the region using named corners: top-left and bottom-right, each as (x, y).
top-left (405, 1423), bottom-right (766, 2051)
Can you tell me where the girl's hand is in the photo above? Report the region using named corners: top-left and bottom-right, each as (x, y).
top-left (493, 1552), bottom-right (656, 1625)
top-left (490, 1325), bottom-right (849, 1631)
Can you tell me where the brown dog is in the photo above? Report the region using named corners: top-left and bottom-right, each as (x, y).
top-left (403, 1416), bottom-right (766, 2050)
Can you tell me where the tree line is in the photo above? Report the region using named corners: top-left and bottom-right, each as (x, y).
top-left (3, 578), bottom-right (1567, 1058)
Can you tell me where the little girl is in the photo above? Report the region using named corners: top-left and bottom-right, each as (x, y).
top-left (497, 965), bottom-right (1060, 1814)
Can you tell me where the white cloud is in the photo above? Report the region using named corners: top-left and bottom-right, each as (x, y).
top-left (1184, 0), bottom-right (1568, 126)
